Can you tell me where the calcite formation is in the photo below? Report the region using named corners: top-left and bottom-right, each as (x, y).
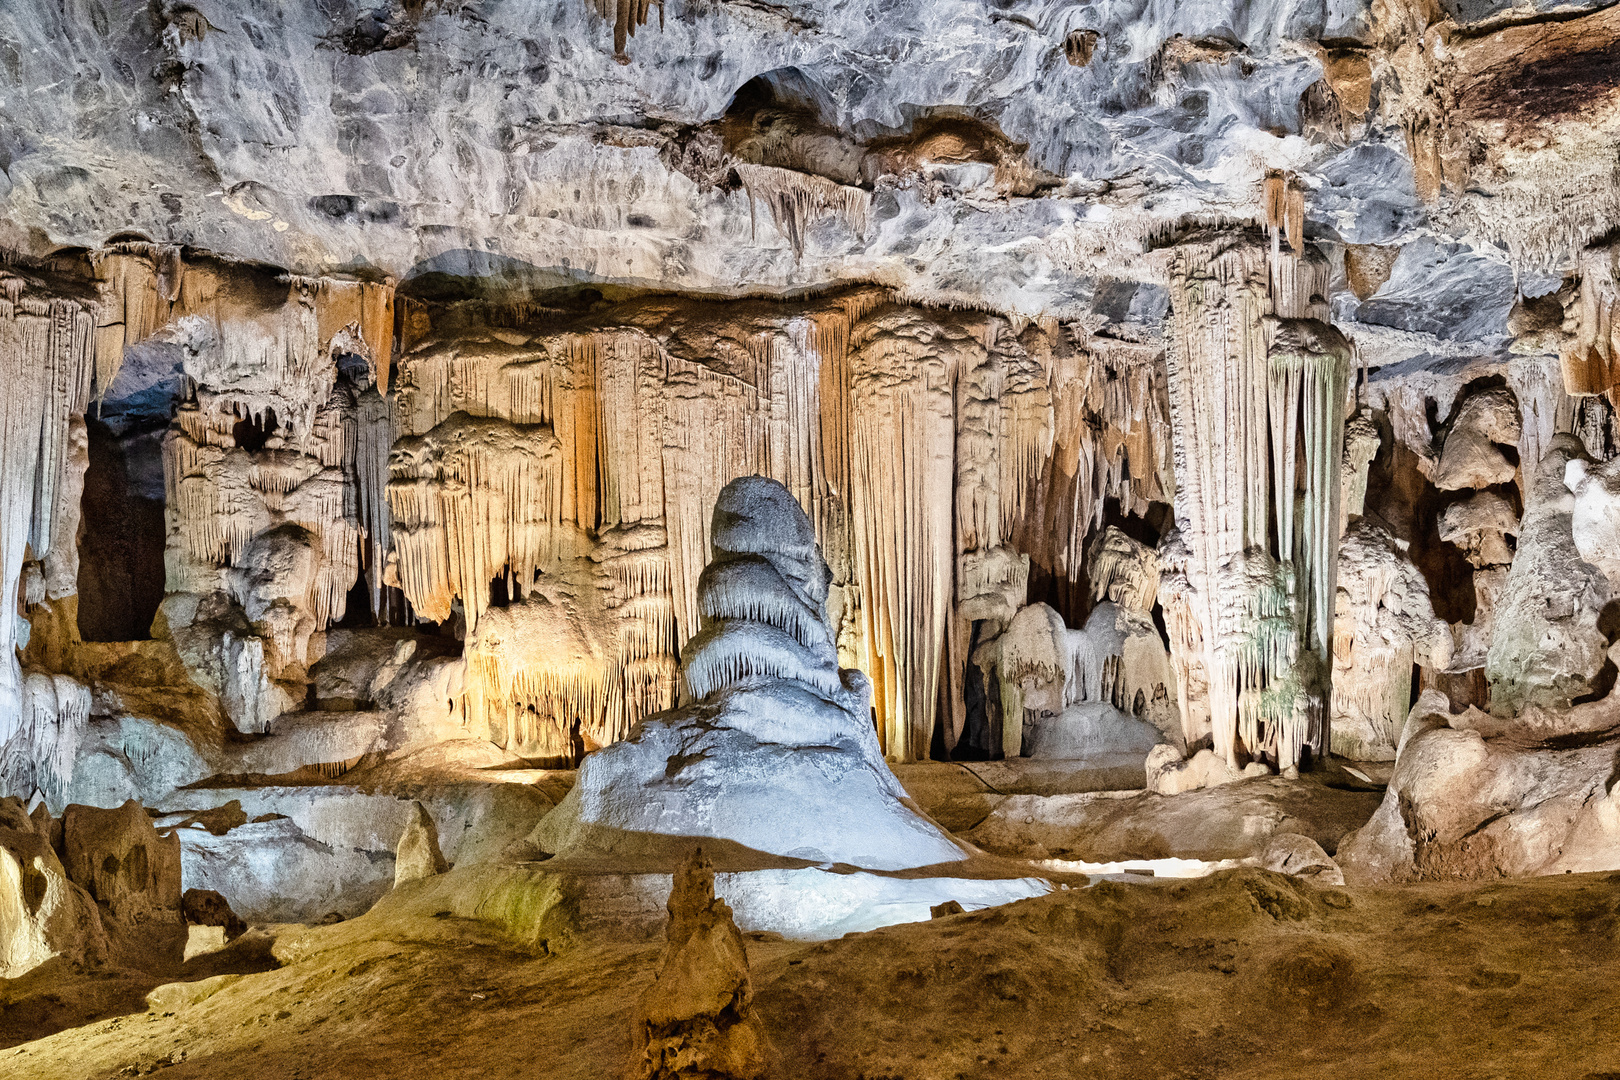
top-left (529, 476), bottom-right (964, 869)
top-left (3, 0), bottom-right (1620, 1019)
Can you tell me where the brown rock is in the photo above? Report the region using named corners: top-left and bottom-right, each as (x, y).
top-left (394, 801), bottom-right (449, 887)
top-left (182, 888), bottom-right (247, 940)
top-left (61, 800), bottom-right (183, 929)
top-left (0, 797), bottom-right (108, 978)
top-left (629, 849), bottom-right (767, 1080)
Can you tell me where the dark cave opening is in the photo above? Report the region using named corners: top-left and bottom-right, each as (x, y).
top-left (76, 419), bottom-right (167, 642)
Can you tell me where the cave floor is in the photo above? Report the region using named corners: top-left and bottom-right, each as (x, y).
top-left (7, 867), bottom-right (1617, 1080)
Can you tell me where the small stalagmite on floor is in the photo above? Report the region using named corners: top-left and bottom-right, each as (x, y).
top-left (394, 801), bottom-right (449, 886)
top-left (629, 848), bottom-right (767, 1080)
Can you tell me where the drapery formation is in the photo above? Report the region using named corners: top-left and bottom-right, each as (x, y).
top-left (1164, 234), bottom-right (1352, 772)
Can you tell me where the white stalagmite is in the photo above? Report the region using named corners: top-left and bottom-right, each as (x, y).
top-left (1332, 521), bottom-right (1452, 760)
top-left (1164, 235), bottom-right (1351, 773)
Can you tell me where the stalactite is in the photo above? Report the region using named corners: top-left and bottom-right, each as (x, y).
top-left (0, 671), bottom-right (91, 804)
top-left (1563, 243), bottom-right (1619, 396)
top-left (734, 163), bottom-right (871, 256)
top-left (1165, 235), bottom-right (1349, 773)
top-left (0, 273), bottom-right (96, 744)
top-left (1023, 334), bottom-right (1172, 585)
top-left (386, 414), bottom-right (566, 630)
top-left (356, 388), bottom-right (395, 620)
top-left (660, 326), bottom-right (825, 647)
top-left (849, 311), bottom-right (957, 761)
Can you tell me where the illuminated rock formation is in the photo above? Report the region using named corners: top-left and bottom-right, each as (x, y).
top-left (1486, 436), bottom-right (1612, 716)
top-left (1164, 236), bottom-right (1353, 775)
top-left (530, 476), bottom-right (953, 868)
top-left (528, 476), bottom-right (1045, 933)
top-left (629, 849), bottom-right (767, 1080)
top-left (1331, 522), bottom-right (1452, 761)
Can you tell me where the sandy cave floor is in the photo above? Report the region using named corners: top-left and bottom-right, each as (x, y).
top-left (5, 867), bottom-right (1618, 1080)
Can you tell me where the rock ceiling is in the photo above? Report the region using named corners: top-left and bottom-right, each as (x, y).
top-left (0, 0), bottom-right (1615, 343)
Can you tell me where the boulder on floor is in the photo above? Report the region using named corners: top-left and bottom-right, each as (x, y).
top-left (394, 801), bottom-right (449, 886)
top-left (1338, 690), bottom-right (1620, 882)
top-left (0, 796), bottom-right (108, 977)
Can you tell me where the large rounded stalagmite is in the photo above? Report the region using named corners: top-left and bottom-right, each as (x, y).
top-left (527, 477), bottom-right (1046, 935)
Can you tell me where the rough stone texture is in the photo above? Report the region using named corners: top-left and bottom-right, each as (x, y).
top-left (1144, 746), bottom-right (1270, 795)
top-left (181, 887), bottom-right (247, 940)
top-left (1339, 690), bottom-right (1620, 883)
top-left (0, 796), bottom-right (108, 977)
top-left (963, 774), bottom-right (1382, 863)
top-left (60, 799), bottom-right (182, 930)
top-left (1430, 387), bottom-right (1523, 491)
top-left (1021, 701), bottom-right (1164, 762)
top-left (629, 849), bottom-right (767, 1080)
top-left (394, 801), bottom-right (449, 886)
top-left (1438, 491), bottom-right (1519, 569)
top-left (1486, 435), bottom-right (1613, 716)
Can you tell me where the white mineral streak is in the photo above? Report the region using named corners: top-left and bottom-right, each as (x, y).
top-left (0, 672), bottom-right (90, 804)
top-left (0, 272), bottom-right (94, 745)
top-left (1331, 521), bottom-right (1452, 761)
top-left (1164, 236), bottom-right (1350, 772)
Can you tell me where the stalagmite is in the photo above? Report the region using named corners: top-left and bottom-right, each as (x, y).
top-left (1332, 522), bottom-right (1452, 760)
top-left (628, 849), bottom-right (767, 1080)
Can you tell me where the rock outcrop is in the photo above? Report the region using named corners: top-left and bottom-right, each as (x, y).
top-left (1339, 691), bottom-right (1620, 883)
top-left (0, 797), bottom-right (108, 977)
top-left (394, 801), bottom-right (449, 886)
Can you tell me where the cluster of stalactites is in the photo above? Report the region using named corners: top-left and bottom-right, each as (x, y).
top-left (1044, 336), bottom-right (1172, 582)
top-left (1165, 236), bottom-right (1350, 771)
top-left (94, 246), bottom-right (394, 438)
top-left (101, 246), bottom-right (400, 648)
top-left (162, 383), bottom-right (364, 633)
top-left (0, 671), bottom-right (91, 807)
top-left (0, 272), bottom-right (96, 746)
top-left (386, 413), bottom-right (567, 631)
top-left (733, 163), bottom-right (871, 257)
